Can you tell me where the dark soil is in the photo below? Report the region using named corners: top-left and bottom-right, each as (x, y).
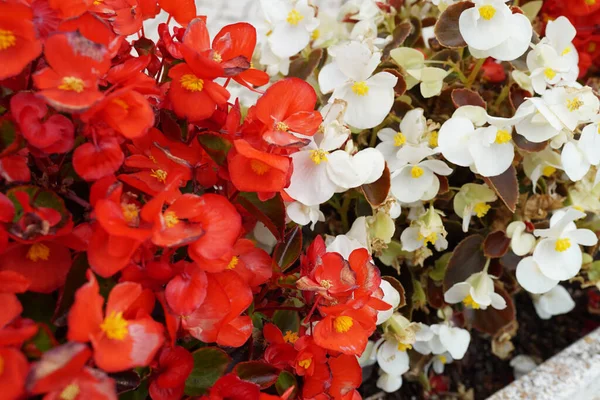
top-left (360, 286), bottom-right (600, 400)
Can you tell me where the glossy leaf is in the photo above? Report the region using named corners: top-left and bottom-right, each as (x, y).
top-left (234, 361), bottom-right (279, 389)
top-left (275, 370), bottom-right (298, 398)
top-left (273, 226), bottom-right (302, 272)
top-left (451, 88), bottom-right (486, 109)
top-left (483, 231), bottom-right (510, 258)
top-left (483, 165), bottom-right (519, 213)
top-left (237, 192), bottom-right (286, 240)
top-left (289, 49), bottom-right (324, 80)
top-left (470, 285), bottom-right (516, 335)
top-left (443, 234), bottom-right (486, 292)
top-left (434, 1), bottom-right (474, 48)
top-left (361, 164), bottom-right (391, 207)
top-left (184, 347), bottom-right (232, 396)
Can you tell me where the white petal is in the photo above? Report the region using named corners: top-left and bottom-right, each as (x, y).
top-left (485, 14), bottom-right (533, 62)
top-left (352, 148), bottom-right (385, 185)
top-left (566, 228), bottom-right (599, 246)
top-left (516, 256), bottom-right (559, 294)
top-left (391, 165), bottom-right (434, 203)
top-left (285, 151), bottom-right (337, 206)
top-left (326, 150), bottom-right (362, 189)
top-left (377, 127), bottom-right (398, 142)
top-left (357, 340), bottom-right (378, 367)
top-left (318, 62), bottom-right (348, 94)
top-left (438, 325), bottom-right (470, 360)
top-left (579, 123), bottom-right (600, 165)
top-left (469, 141), bottom-right (514, 177)
top-left (376, 339), bottom-right (410, 376)
top-left (490, 292), bottom-right (507, 310)
top-left (415, 323), bottom-right (434, 342)
top-left (396, 145), bottom-right (436, 166)
top-left (438, 117), bottom-right (475, 166)
top-left (377, 372), bottom-right (403, 393)
top-left (444, 282), bottom-right (470, 304)
top-left (326, 235), bottom-right (366, 259)
top-left (269, 23), bottom-right (310, 58)
top-left (546, 17), bottom-right (577, 53)
top-left (420, 160), bottom-right (453, 176)
top-left (561, 141), bottom-right (591, 182)
top-left (336, 41), bottom-right (381, 82)
top-left (343, 73), bottom-right (396, 130)
top-left (458, 5), bottom-right (512, 51)
top-left (535, 285), bottom-right (576, 318)
top-left (286, 201), bottom-right (312, 226)
top-left (533, 238), bottom-right (582, 281)
top-left (400, 227), bottom-right (423, 252)
top-left (511, 232), bottom-right (537, 256)
top-left (400, 108), bottom-right (426, 143)
top-left (468, 272), bottom-right (494, 307)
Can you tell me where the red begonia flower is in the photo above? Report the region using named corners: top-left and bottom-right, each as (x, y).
top-left (148, 346), bottom-right (194, 400)
top-left (158, 0), bottom-right (196, 26)
top-left (0, 347), bottom-right (29, 400)
top-left (329, 354), bottom-right (362, 400)
top-left (0, 2), bottom-right (42, 81)
top-left (202, 373), bottom-right (260, 400)
top-left (165, 262), bottom-right (207, 316)
top-left (67, 271), bottom-right (164, 372)
top-left (73, 138), bottom-right (125, 181)
top-left (262, 323), bottom-right (298, 369)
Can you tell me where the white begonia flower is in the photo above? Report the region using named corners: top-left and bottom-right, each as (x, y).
top-left (438, 106), bottom-right (517, 177)
top-left (318, 41), bottom-right (397, 129)
top-left (527, 44), bottom-right (577, 95)
top-left (532, 284), bottom-right (576, 319)
top-left (431, 352), bottom-right (454, 374)
top-left (401, 206), bottom-right (448, 252)
top-left (540, 16), bottom-right (579, 71)
top-left (286, 202), bottom-right (325, 230)
top-left (357, 340), bottom-right (378, 367)
top-left (376, 108), bottom-right (436, 170)
top-left (339, 0), bottom-right (383, 23)
top-left (444, 269), bottom-right (507, 310)
top-left (514, 100), bottom-right (562, 144)
top-left (459, 0), bottom-right (532, 61)
top-left (383, 314), bottom-right (422, 350)
top-left (259, 41), bottom-right (291, 76)
top-left (523, 148), bottom-right (562, 192)
top-left (506, 221), bottom-right (536, 256)
top-left (561, 122), bottom-right (600, 182)
top-left (568, 168), bottom-right (600, 213)
top-left (260, 0), bottom-right (319, 58)
top-left (516, 256), bottom-right (559, 294)
top-left (350, 19), bottom-right (392, 49)
top-left (390, 48), bottom-right (448, 98)
top-left (532, 208), bottom-right (598, 281)
top-left (437, 324), bottom-right (471, 360)
top-left (510, 355), bottom-right (538, 379)
top-left (512, 70), bottom-right (534, 94)
top-left (326, 216), bottom-right (370, 258)
top-left (413, 323), bottom-right (446, 355)
top-left (529, 86), bottom-right (600, 132)
top-left (376, 338), bottom-right (410, 376)
top-left (390, 158), bottom-right (452, 203)
top-left (377, 370), bottom-right (403, 393)
top-left (453, 183), bottom-right (497, 232)
top-left (377, 280), bottom-right (402, 324)
top-left (311, 12), bottom-right (348, 49)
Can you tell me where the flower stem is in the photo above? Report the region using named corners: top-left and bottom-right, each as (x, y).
top-left (466, 58), bottom-right (486, 89)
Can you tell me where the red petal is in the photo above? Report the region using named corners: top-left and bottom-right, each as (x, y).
top-left (67, 271), bottom-right (104, 342)
top-left (0, 347), bottom-right (29, 399)
top-left (165, 264), bottom-right (208, 316)
top-left (73, 139), bottom-right (125, 181)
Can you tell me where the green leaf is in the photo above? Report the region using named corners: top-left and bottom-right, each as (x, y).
top-left (588, 261), bottom-right (600, 281)
top-left (273, 309), bottom-right (300, 335)
top-left (234, 361), bottom-right (279, 389)
top-left (197, 133), bottom-right (231, 165)
top-left (184, 347), bottom-right (232, 396)
top-left (0, 119), bottom-right (17, 150)
top-left (275, 370), bottom-right (298, 398)
top-left (429, 252), bottom-right (452, 281)
top-left (237, 192), bottom-right (286, 240)
top-left (7, 186), bottom-right (70, 233)
top-left (119, 381), bottom-right (148, 400)
top-left (521, 1), bottom-right (543, 21)
top-left (252, 311), bottom-right (266, 331)
top-left (273, 226), bottom-right (302, 272)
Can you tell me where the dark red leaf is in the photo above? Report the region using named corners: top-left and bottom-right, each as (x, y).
top-left (483, 231), bottom-right (510, 258)
top-left (434, 1), bottom-right (474, 48)
top-left (483, 165), bottom-right (519, 213)
top-left (443, 234), bottom-right (486, 292)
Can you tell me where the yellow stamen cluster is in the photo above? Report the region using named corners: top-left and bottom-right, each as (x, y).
top-left (310, 149), bottom-right (328, 165)
top-left (0, 29), bottom-right (16, 50)
top-left (311, 29), bottom-right (320, 41)
top-left (150, 169), bottom-right (167, 183)
top-left (439, 355), bottom-right (448, 364)
top-left (180, 74), bottom-right (204, 92)
top-left (495, 129), bottom-right (512, 144)
top-left (351, 81), bottom-right (369, 96)
top-left (100, 311), bottom-right (129, 340)
top-left (250, 159), bottom-right (270, 176)
top-left (462, 294), bottom-right (480, 309)
top-left (298, 357), bottom-right (312, 369)
top-left (561, 47), bottom-right (572, 56)
top-left (212, 51), bottom-right (222, 63)
top-left (164, 211), bottom-right (179, 228)
top-left (59, 77), bottom-right (85, 93)
top-left (585, 0), bottom-right (596, 5)
top-left (26, 243), bottom-right (50, 262)
top-left (555, 238), bottom-right (571, 252)
top-left (544, 68), bottom-right (557, 80)
top-left (227, 256), bottom-right (239, 270)
top-left (479, 5), bottom-right (496, 20)
top-left (429, 131), bottom-right (439, 147)
top-left (542, 165), bottom-right (557, 177)
top-left (283, 330), bottom-right (299, 344)
top-left (474, 202), bottom-right (491, 218)
top-left (286, 9), bottom-right (304, 25)
top-left (333, 316), bottom-right (354, 333)
top-left (59, 383), bottom-right (81, 400)
top-left (275, 121), bottom-right (289, 131)
top-left (394, 132), bottom-right (406, 147)
top-left (418, 232), bottom-right (437, 245)
top-left (122, 203), bottom-right (139, 223)
top-left (411, 166), bottom-right (424, 178)
top-left (320, 279), bottom-right (333, 289)
top-left (566, 97), bottom-right (584, 112)
top-left (397, 342), bottom-right (412, 351)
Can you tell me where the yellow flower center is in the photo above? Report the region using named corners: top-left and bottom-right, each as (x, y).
top-left (311, 29), bottom-right (320, 41)
top-left (212, 51), bottom-right (222, 63)
top-left (439, 355), bottom-right (447, 364)
top-left (495, 129), bottom-right (512, 144)
top-left (418, 232), bottom-right (437, 245)
top-left (474, 202), bottom-right (491, 218)
top-left (462, 294), bottom-right (480, 309)
top-left (59, 77), bottom-right (85, 93)
top-left (113, 98), bottom-right (129, 110)
top-left (121, 203), bottom-right (139, 223)
top-left (586, 0), bottom-right (596, 5)
top-left (479, 5), bottom-right (496, 20)
top-left (561, 47), bottom-right (572, 56)
top-left (227, 256), bottom-right (239, 270)
top-left (333, 316), bottom-right (354, 333)
top-left (180, 74), bottom-right (204, 92)
top-left (566, 98), bottom-right (584, 112)
top-left (100, 311), bottom-right (129, 340)
top-left (283, 330), bottom-right (299, 344)
top-left (555, 238), bottom-right (571, 252)
top-left (286, 9), bottom-right (304, 25)
top-left (275, 121), bottom-right (289, 131)
top-left (544, 68), bottom-right (557, 80)
top-left (397, 342), bottom-right (412, 351)
top-left (164, 211), bottom-right (179, 228)
top-left (250, 159), bottom-right (270, 176)
top-left (411, 166), bottom-right (424, 178)
top-left (542, 165), bottom-right (556, 177)
top-left (351, 81), bottom-right (369, 96)
top-left (0, 29), bottom-right (16, 50)
top-left (150, 169), bottom-right (167, 183)
top-left (320, 279), bottom-right (333, 289)
top-left (26, 243), bottom-right (50, 262)
top-left (93, 0), bottom-right (103, 4)
top-left (310, 149), bottom-right (328, 165)
top-left (298, 357), bottom-right (312, 369)
top-left (394, 132), bottom-right (406, 147)
top-left (588, 42), bottom-right (597, 53)
top-left (59, 383), bottom-right (80, 400)
top-left (429, 131), bottom-right (439, 147)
